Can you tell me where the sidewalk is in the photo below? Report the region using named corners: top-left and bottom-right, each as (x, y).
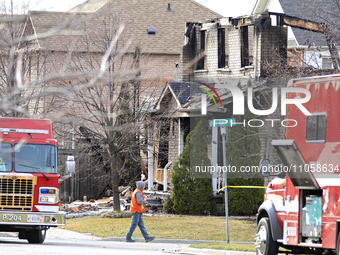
top-left (103, 237), bottom-right (255, 254)
top-left (0, 229), bottom-right (256, 255)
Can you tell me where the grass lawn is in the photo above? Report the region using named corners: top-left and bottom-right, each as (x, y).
top-left (60, 216), bottom-right (256, 242)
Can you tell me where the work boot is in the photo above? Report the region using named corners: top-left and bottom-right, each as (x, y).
top-left (145, 236), bottom-right (155, 243)
top-left (125, 239), bottom-right (135, 242)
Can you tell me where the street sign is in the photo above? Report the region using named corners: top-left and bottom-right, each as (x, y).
top-left (209, 118), bottom-right (236, 127)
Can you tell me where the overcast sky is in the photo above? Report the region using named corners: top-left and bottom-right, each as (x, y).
top-left (28, 0), bottom-right (258, 16)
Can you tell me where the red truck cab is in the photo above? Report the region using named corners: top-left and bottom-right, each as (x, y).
top-left (0, 118), bottom-right (73, 243)
top-left (255, 74), bottom-right (340, 255)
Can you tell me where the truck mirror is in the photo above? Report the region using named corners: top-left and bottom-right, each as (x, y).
top-left (260, 159), bottom-right (270, 177)
top-left (65, 155), bottom-right (75, 174)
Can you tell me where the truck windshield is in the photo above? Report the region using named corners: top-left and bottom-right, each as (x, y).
top-left (0, 143), bottom-right (13, 172)
top-left (14, 144), bottom-right (58, 174)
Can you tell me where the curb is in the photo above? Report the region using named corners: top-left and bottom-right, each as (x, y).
top-left (181, 247), bottom-right (255, 255)
top-left (101, 237), bottom-right (253, 245)
top-left (102, 237), bottom-right (225, 244)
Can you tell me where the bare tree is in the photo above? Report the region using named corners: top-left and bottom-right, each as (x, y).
top-left (0, 1), bottom-right (179, 210)
top-left (51, 9), bottom-right (166, 211)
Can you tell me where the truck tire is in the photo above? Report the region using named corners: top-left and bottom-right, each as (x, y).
top-left (337, 232), bottom-right (340, 255)
top-left (255, 217), bottom-right (278, 255)
top-left (27, 229), bottom-right (46, 244)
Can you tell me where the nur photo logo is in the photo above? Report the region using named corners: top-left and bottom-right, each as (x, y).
top-left (199, 83), bottom-right (222, 115)
top-left (200, 84), bottom-right (312, 117)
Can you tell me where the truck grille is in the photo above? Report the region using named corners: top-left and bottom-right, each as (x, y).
top-left (0, 176), bottom-right (37, 211)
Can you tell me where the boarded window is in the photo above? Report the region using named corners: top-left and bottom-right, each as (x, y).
top-left (306, 115), bottom-right (327, 142)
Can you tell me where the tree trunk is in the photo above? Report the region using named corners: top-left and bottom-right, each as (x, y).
top-left (110, 149), bottom-right (121, 212)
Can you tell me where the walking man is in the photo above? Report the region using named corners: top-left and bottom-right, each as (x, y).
top-left (126, 181), bottom-right (155, 242)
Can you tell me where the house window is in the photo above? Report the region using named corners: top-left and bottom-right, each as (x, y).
top-left (29, 56), bottom-right (36, 82)
top-left (241, 26), bottom-right (249, 67)
top-left (158, 122), bottom-right (170, 168)
top-left (322, 57), bottom-right (332, 69)
top-left (197, 30), bottom-right (205, 70)
top-left (218, 28), bottom-right (226, 68)
top-left (29, 55), bottom-right (45, 82)
top-left (306, 114), bottom-right (327, 142)
top-left (37, 55), bottom-right (45, 80)
top-left (62, 124), bottom-right (75, 150)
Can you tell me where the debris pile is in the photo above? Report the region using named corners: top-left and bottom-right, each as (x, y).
top-left (60, 184), bottom-right (169, 218)
top-left (63, 197), bottom-right (113, 213)
top-left (60, 196), bottom-right (129, 218)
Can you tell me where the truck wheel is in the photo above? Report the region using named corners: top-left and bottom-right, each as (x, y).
top-left (255, 217), bottom-right (278, 255)
top-left (27, 229), bottom-right (46, 244)
top-left (337, 232), bottom-right (340, 255)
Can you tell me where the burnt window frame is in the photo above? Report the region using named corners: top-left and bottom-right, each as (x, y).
top-left (218, 27), bottom-right (226, 68)
top-left (241, 26), bottom-right (249, 67)
top-left (197, 30), bottom-right (206, 70)
top-left (306, 113), bottom-right (327, 143)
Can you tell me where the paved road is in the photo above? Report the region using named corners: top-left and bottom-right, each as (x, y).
top-left (0, 228), bottom-right (291, 255)
top-left (0, 235), bottom-right (191, 255)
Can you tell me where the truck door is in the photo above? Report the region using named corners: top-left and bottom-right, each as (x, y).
top-left (272, 140), bottom-right (321, 245)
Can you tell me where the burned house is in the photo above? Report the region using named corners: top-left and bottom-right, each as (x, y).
top-left (147, 11), bottom-right (290, 193)
top-left (176, 11), bottom-right (288, 84)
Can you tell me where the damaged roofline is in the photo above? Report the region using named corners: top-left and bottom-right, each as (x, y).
top-left (193, 11), bottom-right (328, 32)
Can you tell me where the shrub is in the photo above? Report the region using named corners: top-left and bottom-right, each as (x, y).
top-left (223, 179), bottom-right (264, 216)
top-left (163, 195), bottom-right (175, 214)
top-left (172, 118), bottom-right (216, 215)
top-left (225, 107), bottom-right (264, 216)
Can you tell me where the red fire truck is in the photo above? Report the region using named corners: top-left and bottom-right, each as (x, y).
top-left (255, 74), bottom-right (340, 255)
top-left (0, 118), bottom-right (74, 243)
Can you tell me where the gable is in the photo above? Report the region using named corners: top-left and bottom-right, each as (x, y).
top-left (266, 0), bottom-right (283, 13)
top-left (155, 84), bottom-right (181, 114)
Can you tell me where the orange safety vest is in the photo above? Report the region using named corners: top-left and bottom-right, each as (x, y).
top-left (130, 188), bottom-right (145, 213)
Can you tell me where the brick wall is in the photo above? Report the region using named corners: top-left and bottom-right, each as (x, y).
top-left (176, 17), bottom-right (287, 86)
top-left (142, 53), bottom-right (180, 80)
top-left (258, 26), bottom-right (288, 76)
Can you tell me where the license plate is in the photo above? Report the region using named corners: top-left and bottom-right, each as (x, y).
top-left (1, 214), bottom-right (22, 222)
top-left (27, 215), bottom-right (41, 223)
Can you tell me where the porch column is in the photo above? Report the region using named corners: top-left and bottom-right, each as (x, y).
top-left (147, 125), bottom-right (154, 191)
top-left (178, 118), bottom-right (183, 156)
